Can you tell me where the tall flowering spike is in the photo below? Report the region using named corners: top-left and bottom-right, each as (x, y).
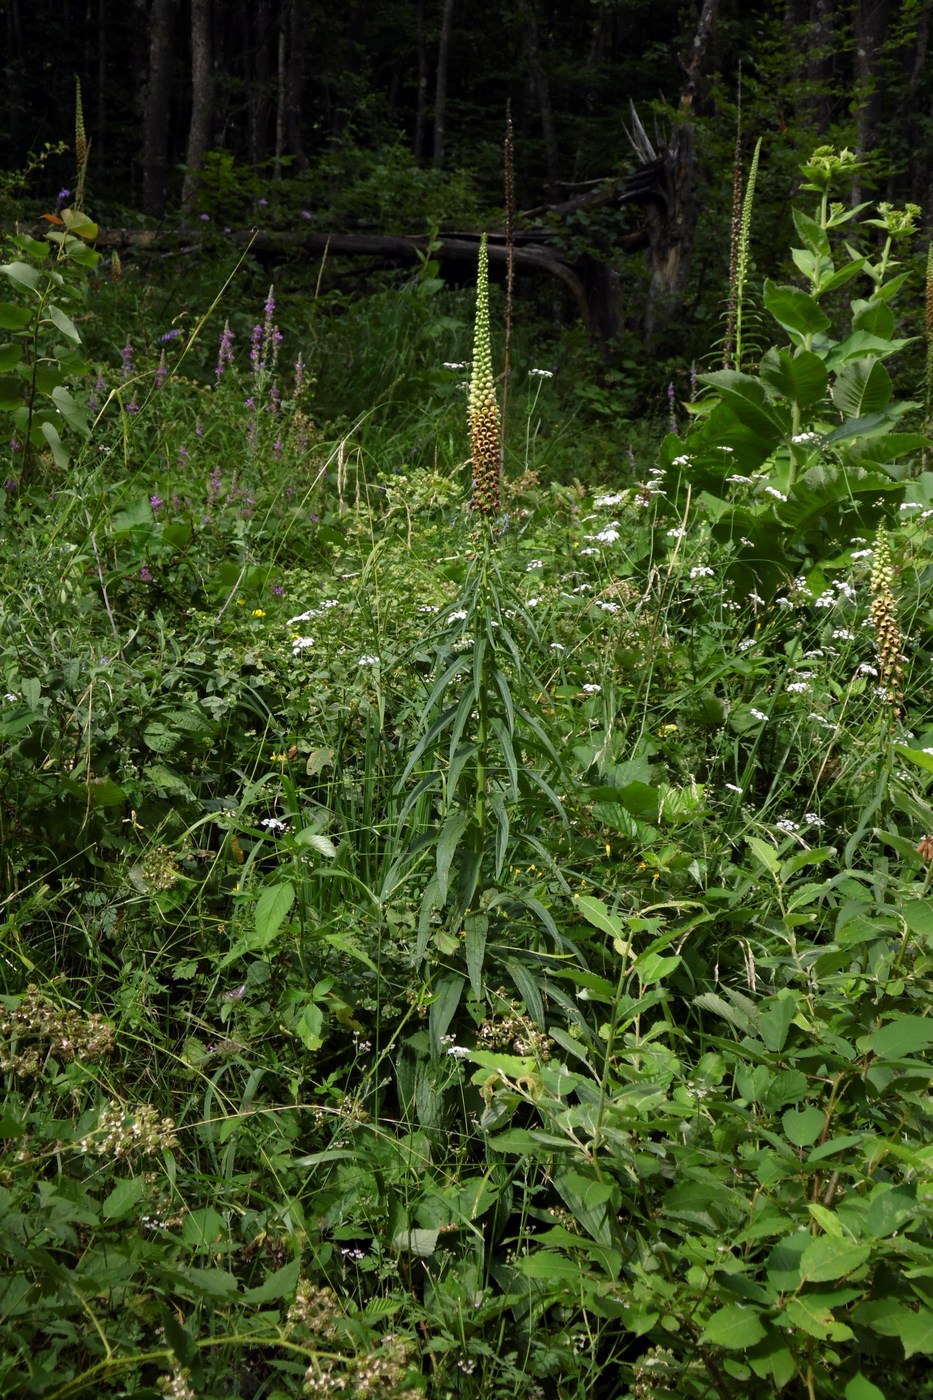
top-left (869, 526), bottom-right (905, 717)
top-left (469, 234), bottom-right (501, 516)
top-left (918, 238), bottom-right (924, 462)
top-left (74, 77), bottom-right (90, 210)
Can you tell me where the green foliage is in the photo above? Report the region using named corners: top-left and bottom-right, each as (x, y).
top-left (4, 136), bottom-right (933, 1400)
top-left (657, 149), bottom-right (927, 600)
top-left (0, 206), bottom-right (99, 486)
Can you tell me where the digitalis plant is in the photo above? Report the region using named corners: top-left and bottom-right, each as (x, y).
top-left (468, 233), bottom-right (501, 516)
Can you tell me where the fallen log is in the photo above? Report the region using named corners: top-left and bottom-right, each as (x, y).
top-left (91, 225), bottom-right (648, 343)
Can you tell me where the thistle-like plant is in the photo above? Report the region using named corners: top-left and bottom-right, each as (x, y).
top-left (469, 233), bottom-right (502, 516)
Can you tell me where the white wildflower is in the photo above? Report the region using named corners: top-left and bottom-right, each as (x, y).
top-left (582, 683), bottom-right (602, 693)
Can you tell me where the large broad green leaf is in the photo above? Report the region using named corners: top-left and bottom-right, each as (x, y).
top-left (832, 358), bottom-right (893, 416)
top-left (865, 1184), bottom-right (918, 1238)
top-left (783, 1105), bottom-right (824, 1147)
top-left (825, 330), bottom-right (914, 368)
top-left (763, 279), bottom-right (831, 341)
top-left (0, 343), bottom-right (22, 371)
top-left (0, 260), bottom-right (41, 292)
top-left (901, 1310), bottom-right (933, 1358)
top-left (698, 369), bottom-right (789, 443)
top-left (758, 347), bottom-right (828, 411)
top-left (784, 1294), bottom-right (854, 1341)
top-left (799, 1236), bottom-right (871, 1282)
top-left (861, 1015), bottom-right (933, 1059)
top-left (852, 299), bottom-right (895, 338)
top-left (0, 302), bottom-right (32, 329)
top-left (700, 1303), bottom-right (767, 1350)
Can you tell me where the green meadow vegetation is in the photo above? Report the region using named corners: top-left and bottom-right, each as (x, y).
top-left (3, 140), bottom-right (933, 1400)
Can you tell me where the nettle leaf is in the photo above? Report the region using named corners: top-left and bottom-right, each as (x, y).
top-left (101, 1175), bottom-right (144, 1221)
top-left (832, 358), bottom-right (893, 417)
top-left (254, 880), bottom-right (296, 946)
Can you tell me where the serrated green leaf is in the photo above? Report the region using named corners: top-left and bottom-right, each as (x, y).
top-left (862, 1015), bottom-right (933, 1059)
top-left (700, 1303), bottom-right (767, 1349)
top-left (901, 1309), bottom-right (933, 1358)
top-left (101, 1175), bottom-right (144, 1221)
top-left (254, 881), bottom-right (295, 946)
top-left (243, 1256), bottom-right (301, 1303)
top-left (784, 1294), bottom-right (854, 1340)
top-left (800, 1236), bottom-right (871, 1283)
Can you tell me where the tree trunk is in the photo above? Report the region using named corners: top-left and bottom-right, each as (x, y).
top-left (414, 0), bottom-right (428, 160)
top-left (284, 0), bottom-right (309, 172)
top-left (640, 0), bottom-right (719, 346)
top-left (852, 0), bottom-right (890, 201)
top-left (433, 0), bottom-right (456, 168)
top-left (518, 0), bottom-right (560, 194)
top-left (182, 0), bottom-right (213, 210)
top-left (142, 0), bottom-right (177, 219)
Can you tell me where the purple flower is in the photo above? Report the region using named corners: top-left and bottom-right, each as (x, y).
top-left (294, 354), bottom-right (306, 397)
top-left (272, 585), bottom-right (284, 596)
top-left (139, 567), bottom-right (153, 582)
top-left (127, 401), bottom-right (139, 415)
top-left (155, 350), bottom-right (168, 390)
top-left (195, 419), bottom-right (204, 437)
top-left (57, 188), bottom-right (71, 207)
top-left (273, 440), bottom-right (283, 457)
top-left (215, 320), bottom-right (235, 379)
top-left (149, 494), bottom-right (164, 514)
top-left (199, 212), bottom-right (210, 221)
top-left (301, 210), bottom-right (312, 220)
top-left (178, 445), bottom-right (189, 462)
top-left (160, 329), bottom-right (184, 342)
top-left (258, 198), bottom-right (268, 207)
top-left (120, 341), bottom-right (135, 379)
top-left (667, 380), bottom-right (679, 436)
top-left (207, 465), bottom-right (222, 503)
top-left (4, 478), bottom-right (17, 492)
top-left (250, 323), bottom-right (263, 375)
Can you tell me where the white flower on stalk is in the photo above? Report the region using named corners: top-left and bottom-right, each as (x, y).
top-left (594, 492), bottom-right (624, 507)
top-left (582, 683), bottom-right (602, 693)
top-left (291, 635), bottom-right (314, 654)
top-left (358, 654), bottom-right (379, 666)
top-left (529, 367), bottom-right (554, 378)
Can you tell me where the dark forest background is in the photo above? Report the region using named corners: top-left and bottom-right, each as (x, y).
top-left (2, 0), bottom-right (932, 358)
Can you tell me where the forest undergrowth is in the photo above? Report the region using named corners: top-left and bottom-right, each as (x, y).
top-left (3, 145), bottom-right (933, 1400)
